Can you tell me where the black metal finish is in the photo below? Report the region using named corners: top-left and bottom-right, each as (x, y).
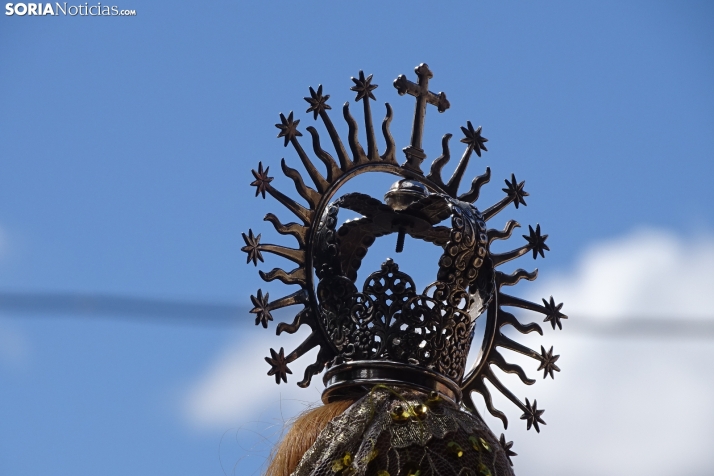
top-left (393, 63), bottom-right (450, 172)
top-left (242, 64), bottom-right (567, 436)
top-left (323, 360), bottom-right (462, 405)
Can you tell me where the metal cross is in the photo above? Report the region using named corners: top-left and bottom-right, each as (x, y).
top-left (393, 63), bottom-right (450, 173)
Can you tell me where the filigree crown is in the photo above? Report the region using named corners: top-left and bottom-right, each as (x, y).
top-left (243, 64), bottom-right (567, 432)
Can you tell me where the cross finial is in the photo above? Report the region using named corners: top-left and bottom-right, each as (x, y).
top-left (393, 63), bottom-right (450, 173)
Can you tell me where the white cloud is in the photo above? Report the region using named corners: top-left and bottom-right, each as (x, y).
top-left (183, 229), bottom-right (714, 475)
top-left (536, 228), bottom-right (714, 319)
top-left (183, 327), bottom-right (323, 429)
top-left (496, 228), bottom-right (714, 476)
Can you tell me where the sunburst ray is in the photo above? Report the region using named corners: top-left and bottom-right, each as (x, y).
top-left (280, 158), bottom-right (321, 209)
top-left (276, 306), bottom-right (311, 335)
top-left (305, 85), bottom-right (353, 171)
top-left (497, 308), bottom-right (543, 336)
top-left (487, 220), bottom-right (520, 243)
top-left (250, 288), bottom-right (308, 329)
top-left (489, 348), bottom-right (536, 385)
top-left (426, 133), bottom-right (452, 189)
top-left (305, 126), bottom-right (342, 183)
top-left (495, 268), bottom-right (539, 288)
top-left (259, 267), bottom-right (306, 286)
top-left (444, 122), bottom-right (486, 196)
top-left (464, 378), bottom-right (508, 429)
top-left (351, 70), bottom-right (380, 161)
top-left (458, 167), bottom-right (491, 203)
top-left (483, 174), bottom-right (528, 221)
top-left (343, 102), bottom-right (368, 165)
top-left (380, 103), bottom-right (397, 164)
top-left (276, 111), bottom-right (329, 192)
top-left (263, 213), bottom-right (307, 247)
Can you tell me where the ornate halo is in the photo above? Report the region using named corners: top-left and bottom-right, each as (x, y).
top-left (243, 63), bottom-right (567, 432)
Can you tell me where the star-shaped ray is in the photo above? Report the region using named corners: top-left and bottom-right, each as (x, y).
top-left (304, 85), bottom-right (331, 120)
top-left (250, 162), bottom-right (273, 199)
top-left (498, 434), bottom-right (517, 466)
top-left (503, 173), bottom-right (528, 209)
top-left (520, 398), bottom-right (546, 432)
top-left (523, 224), bottom-right (549, 259)
top-left (275, 111), bottom-right (303, 147)
top-left (241, 229), bottom-right (263, 266)
top-left (265, 347), bottom-right (292, 384)
top-left (537, 345), bottom-right (561, 379)
top-left (250, 289), bottom-right (272, 328)
top-left (459, 121), bottom-right (488, 157)
top-left (350, 70), bottom-right (378, 102)
top-left (542, 296), bottom-right (567, 330)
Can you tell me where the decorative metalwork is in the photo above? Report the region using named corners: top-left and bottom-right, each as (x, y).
top-left (499, 434), bottom-right (517, 466)
top-left (242, 63), bottom-right (567, 435)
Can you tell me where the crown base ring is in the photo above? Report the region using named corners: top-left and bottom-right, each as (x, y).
top-left (322, 360), bottom-right (462, 405)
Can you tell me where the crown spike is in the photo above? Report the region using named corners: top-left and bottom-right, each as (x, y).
top-left (489, 348), bottom-right (536, 385)
top-left (491, 245), bottom-right (531, 268)
top-left (520, 398), bottom-right (546, 432)
top-left (445, 145), bottom-right (474, 197)
top-left (305, 126), bottom-right (342, 183)
top-left (259, 267), bottom-right (307, 286)
top-left (465, 378), bottom-right (509, 428)
top-left (250, 289), bottom-right (309, 329)
top-left (305, 85), bottom-right (353, 171)
top-left (265, 347), bottom-right (292, 384)
top-left (426, 133), bottom-right (452, 188)
top-left (496, 268), bottom-right (539, 288)
top-left (497, 308), bottom-right (543, 336)
top-left (298, 345), bottom-right (333, 388)
top-left (343, 102), bottom-right (368, 165)
top-left (281, 159), bottom-right (321, 209)
top-left (263, 184), bottom-right (313, 225)
top-left (350, 71), bottom-right (380, 161)
top-left (483, 366), bottom-right (530, 422)
top-left (256, 243), bottom-right (305, 266)
top-left (276, 306), bottom-right (312, 335)
top-left (250, 289), bottom-right (272, 328)
top-left (483, 195), bottom-right (515, 222)
top-left (541, 296), bottom-right (568, 330)
top-left (285, 330), bottom-right (323, 365)
top-left (494, 333), bottom-right (543, 362)
top-left (487, 220), bottom-right (520, 243)
top-left (283, 328), bottom-right (334, 388)
top-left (458, 167), bottom-right (491, 203)
top-left (263, 213), bottom-right (307, 248)
top-left (483, 174), bottom-right (528, 221)
top-left (380, 103), bottom-right (397, 164)
top-left (290, 135), bottom-right (329, 193)
top-left (538, 345), bottom-right (561, 380)
top-left (266, 289), bottom-right (308, 311)
top-left (498, 292), bottom-right (549, 316)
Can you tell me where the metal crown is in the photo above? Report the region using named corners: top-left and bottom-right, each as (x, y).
top-left (243, 64), bottom-right (567, 432)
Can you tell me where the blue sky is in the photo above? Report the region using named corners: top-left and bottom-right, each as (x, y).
top-left (1, 1), bottom-right (713, 475)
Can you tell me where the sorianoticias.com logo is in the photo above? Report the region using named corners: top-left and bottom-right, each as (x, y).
top-left (5, 3), bottom-right (136, 16)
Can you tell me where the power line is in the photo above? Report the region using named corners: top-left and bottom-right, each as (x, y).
top-left (0, 292), bottom-right (240, 325)
top-left (1, 292), bottom-right (713, 338)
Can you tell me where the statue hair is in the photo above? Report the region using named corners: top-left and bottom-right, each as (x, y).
top-left (265, 399), bottom-right (354, 476)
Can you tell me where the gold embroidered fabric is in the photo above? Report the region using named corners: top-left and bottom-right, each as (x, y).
top-left (292, 388), bottom-right (515, 476)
